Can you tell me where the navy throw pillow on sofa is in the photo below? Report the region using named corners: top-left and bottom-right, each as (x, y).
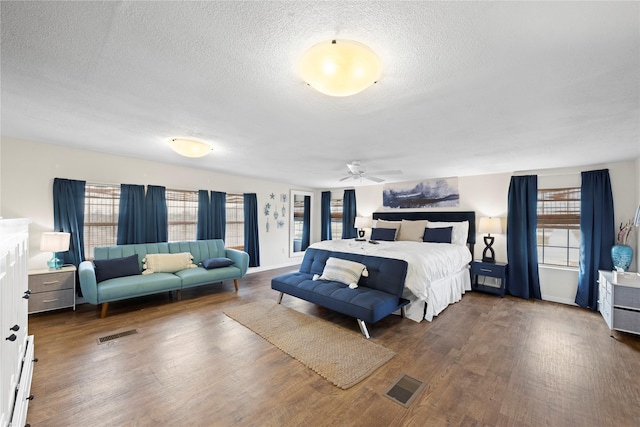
top-left (94, 254), bottom-right (141, 283)
top-left (202, 257), bottom-right (234, 269)
top-left (370, 227), bottom-right (397, 241)
top-left (423, 226), bottom-right (453, 243)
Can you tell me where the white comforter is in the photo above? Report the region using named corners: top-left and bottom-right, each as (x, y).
top-left (309, 239), bottom-right (472, 321)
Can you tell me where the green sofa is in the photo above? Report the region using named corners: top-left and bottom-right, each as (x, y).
top-left (78, 239), bottom-right (249, 318)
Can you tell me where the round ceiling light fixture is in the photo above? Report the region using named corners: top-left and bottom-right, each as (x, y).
top-left (168, 138), bottom-right (213, 158)
top-left (299, 39), bottom-right (382, 97)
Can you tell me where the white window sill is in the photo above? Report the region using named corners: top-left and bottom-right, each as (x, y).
top-left (539, 264), bottom-right (578, 272)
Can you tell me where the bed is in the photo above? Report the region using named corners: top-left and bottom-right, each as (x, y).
top-left (309, 211), bottom-right (475, 322)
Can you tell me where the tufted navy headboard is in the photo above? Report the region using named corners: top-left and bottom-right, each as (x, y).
top-left (372, 211), bottom-right (476, 255)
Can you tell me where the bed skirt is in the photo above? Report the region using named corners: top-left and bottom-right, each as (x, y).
top-left (401, 267), bottom-right (471, 322)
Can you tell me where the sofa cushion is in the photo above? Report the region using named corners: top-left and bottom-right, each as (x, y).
top-left (202, 257), bottom-right (234, 269)
top-left (142, 252), bottom-right (197, 274)
top-left (317, 257), bottom-right (368, 287)
top-left (271, 272), bottom-right (408, 324)
top-left (94, 254), bottom-right (141, 283)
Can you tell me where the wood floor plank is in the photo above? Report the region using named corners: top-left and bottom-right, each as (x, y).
top-left (26, 267), bottom-right (640, 426)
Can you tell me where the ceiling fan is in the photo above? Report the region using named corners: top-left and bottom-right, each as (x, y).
top-left (339, 161), bottom-right (402, 183)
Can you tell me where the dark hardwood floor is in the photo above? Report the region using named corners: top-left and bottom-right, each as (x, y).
top-left (27, 266), bottom-right (640, 426)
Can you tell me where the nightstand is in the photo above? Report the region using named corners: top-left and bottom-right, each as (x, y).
top-left (470, 261), bottom-right (507, 297)
top-left (28, 265), bottom-right (76, 314)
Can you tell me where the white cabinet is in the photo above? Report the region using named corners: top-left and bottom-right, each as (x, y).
top-left (1, 219), bottom-right (34, 427)
top-left (598, 270), bottom-right (640, 335)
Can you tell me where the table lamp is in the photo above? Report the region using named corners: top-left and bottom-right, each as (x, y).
top-left (478, 217), bottom-right (502, 263)
top-left (40, 232), bottom-right (70, 269)
top-left (354, 216), bottom-right (372, 241)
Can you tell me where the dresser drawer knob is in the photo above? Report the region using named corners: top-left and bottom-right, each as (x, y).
top-left (10, 324), bottom-right (20, 332)
top-left (5, 334), bottom-right (17, 342)
top-left (480, 268), bottom-right (494, 272)
top-left (42, 298), bottom-right (60, 303)
top-left (42, 280), bottom-right (60, 285)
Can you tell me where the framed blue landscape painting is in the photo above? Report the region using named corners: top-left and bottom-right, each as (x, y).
top-left (383, 177), bottom-right (459, 208)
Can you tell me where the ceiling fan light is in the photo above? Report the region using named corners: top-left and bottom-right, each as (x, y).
top-left (168, 138), bottom-right (212, 158)
top-left (299, 39), bottom-right (381, 97)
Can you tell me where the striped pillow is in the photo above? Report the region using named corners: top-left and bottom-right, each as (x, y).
top-left (316, 257), bottom-right (368, 288)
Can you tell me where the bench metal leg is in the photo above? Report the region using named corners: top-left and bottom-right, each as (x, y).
top-left (357, 319), bottom-right (370, 339)
top-left (401, 306), bottom-right (407, 318)
top-left (277, 292), bottom-right (284, 304)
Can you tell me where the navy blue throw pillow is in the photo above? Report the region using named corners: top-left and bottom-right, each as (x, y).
top-left (370, 227), bottom-right (397, 241)
top-left (423, 227), bottom-right (453, 243)
top-left (202, 257), bottom-right (234, 269)
top-left (94, 254), bottom-right (141, 283)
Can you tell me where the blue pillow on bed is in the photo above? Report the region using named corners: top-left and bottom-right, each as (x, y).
top-left (423, 226), bottom-right (453, 243)
top-left (370, 227), bottom-right (396, 241)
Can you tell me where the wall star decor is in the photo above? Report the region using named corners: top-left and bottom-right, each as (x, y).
top-left (383, 177), bottom-right (459, 208)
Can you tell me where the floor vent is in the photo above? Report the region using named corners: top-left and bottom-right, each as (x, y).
top-left (383, 374), bottom-right (426, 407)
top-left (97, 329), bottom-right (139, 345)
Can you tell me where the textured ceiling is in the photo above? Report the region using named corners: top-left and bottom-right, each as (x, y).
top-left (2, 1), bottom-right (639, 188)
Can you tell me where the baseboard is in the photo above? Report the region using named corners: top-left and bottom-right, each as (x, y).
top-left (247, 261), bottom-right (300, 274)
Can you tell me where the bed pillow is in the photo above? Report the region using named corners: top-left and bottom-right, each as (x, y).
top-left (142, 252), bottom-right (197, 274)
top-left (314, 257), bottom-right (369, 289)
top-left (423, 226), bottom-right (453, 243)
top-left (94, 254), bottom-right (141, 283)
top-left (426, 221), bottom-right (469, 246)
top-left (202, 257), bottom-right (234, 269)
top-left (374, 219), bottom-right (402, 233)
top-left (370, 227), bottom-right (397, 241)
top-left (397, 219), bottom-right (428, 242)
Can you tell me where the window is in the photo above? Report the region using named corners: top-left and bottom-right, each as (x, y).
top-left (225, 193), bottom-right (244, 250)
top-left (537, 187), bottom-right (581, 267)
top-left (84, 183), bottom-right (120, 260)
top-left (330, 198), bottom-right (343, 240)
top-left (293, 197), bottom-right (305, 243)
top-left (166, 189), bottom-right (198, 242)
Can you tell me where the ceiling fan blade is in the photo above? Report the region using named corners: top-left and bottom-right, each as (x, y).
top-left (366, 175), bottom-right (385, 183)
top-left (369, 170), bottom-right (402, 175)
top-left (339, 175), bottom-right (353, 182)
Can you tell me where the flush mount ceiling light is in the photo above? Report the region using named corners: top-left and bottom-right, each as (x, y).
top-left (299, 39), bottom-right (382, 97)
top-left (168, 138), bottom-right (212, 158)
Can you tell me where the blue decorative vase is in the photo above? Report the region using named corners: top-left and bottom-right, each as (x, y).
top-left (611, 244), bottom-right (633, 271)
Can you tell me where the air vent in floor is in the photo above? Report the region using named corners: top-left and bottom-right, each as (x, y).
top-left (383, 374), bottom-right (426, 407)
top-left (96, 329), bottom-right (139, 345)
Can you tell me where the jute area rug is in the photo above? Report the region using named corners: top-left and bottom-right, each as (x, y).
top-left (223, 300), bottom-right (396, 389)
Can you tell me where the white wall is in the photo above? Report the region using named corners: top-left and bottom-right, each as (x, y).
top-left (0, 137), bottom-right (315, 271)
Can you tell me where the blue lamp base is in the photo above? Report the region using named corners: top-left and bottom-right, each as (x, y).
top-left (47, 253), bottom-right (63, 269)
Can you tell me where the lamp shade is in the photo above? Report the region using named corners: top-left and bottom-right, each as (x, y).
top-left (354, 216), bottom-right (373, 229)
top-left (168, 138), bottom-right (212, 158)
top-left (299, 39), bottom-right (382, 97)
top-left (478, 217), bottom-right (502, 235)
top-left (40, 232), bottom-right (70, 252)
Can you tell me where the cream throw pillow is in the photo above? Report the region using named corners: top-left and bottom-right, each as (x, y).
top-left (142, 252), bottom-right (197, 274)
top-left (313, 257), bottom-right (369, 289)
top-left (397, 219), bottom-right (428, 242)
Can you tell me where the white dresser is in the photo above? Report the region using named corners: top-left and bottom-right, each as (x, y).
top-left (598, 270), bottom-right (640, 336)
top-left (0, 219), bottom-right (34, 427)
